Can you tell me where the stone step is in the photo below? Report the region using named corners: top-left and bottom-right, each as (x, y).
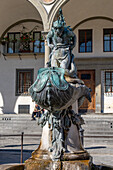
top-left (0, 115), bottom-right (32, 122)
top-left (82, 124), bottom-right (113, 128)
top-left (84, 132), bottom-right (113, 135)
top-left (0, 118), bottom-right (34, 122)
top-left (0, 119), bottom-right (39, 123)
top-left (0, 114), bottom-right (113, 143)
top-left (83, 128), bottom-right (113, 132)
top-left (0, 122), bottom-right (41, 127)
top-left (83, 126), bottom-right (112, 130)
top-left (83, 123), bottom-right (112, 125)
top-left (0, 122), bottom-right (39, 126)
top-left (83, 117), bottom-right (113, 119)
top-left (0, 114), bottom-right (31, 117)
top-left (84, 135), bottom-right (113, 139)
top-left (82, 114), bottom-right (113, 117)
top-left (82, 126), bottom-right (112, 130)
top-left (84, 123), bottom-right (113, 125)
top-left (83, 121), bottom-right (113, 123)
top-left (84, 138), bottom-right (113, 143)
top-left (84, 140), bottom-right (113, 145)
top-left (0, 115), bottom-right (42, 135)
top-left (0, 132), bottom-right (41, 135)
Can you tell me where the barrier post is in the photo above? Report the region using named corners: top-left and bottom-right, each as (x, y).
top-left (21, 132), bottom-right (24, 163)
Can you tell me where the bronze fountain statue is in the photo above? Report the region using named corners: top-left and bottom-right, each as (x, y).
top-left (25, 9), bottom-right (92, 170)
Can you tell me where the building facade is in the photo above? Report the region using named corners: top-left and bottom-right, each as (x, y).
top-left (0, 0), bottom-right (113, 114)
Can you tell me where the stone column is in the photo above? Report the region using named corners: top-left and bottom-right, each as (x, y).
top-left (44, 39), bottom-right (50, 65)
top-left (42, 31), bottom-right (50, 66)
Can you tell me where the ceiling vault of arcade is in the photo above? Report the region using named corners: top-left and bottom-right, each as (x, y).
top-left (0, 0), bottom-right (42, 39)
top-left (0, 0), bottom-right (113, 38)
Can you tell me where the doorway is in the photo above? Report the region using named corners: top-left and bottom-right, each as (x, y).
top-left (77, 70), bottom-right (95, 113)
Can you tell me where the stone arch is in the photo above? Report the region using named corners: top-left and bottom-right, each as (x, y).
top-left (46, 0), bottom-right (70, 31)
top-left (28, 0), bottom-right (47, 30)
top-left (72, 16), bottom-right (113, 31)
top-left (0, 19), bottom-right (43, 41)
top-left (28, 0), bottom-right (70, 31)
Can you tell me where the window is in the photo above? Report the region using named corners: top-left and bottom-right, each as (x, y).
top-left (33, 32), bottom-right (45, 53)
top-left (103, 29), bottom-right (113, 52)
top-left (6, 32), bottom-right (44, 53)
top-left (16, 69), bottom-right (34, 95)
top-left (105, 71), bottom-right (113, 93)
top-left (81, 74), bottom-right (91, 80)
top-left (79, 30), bottom-right (92, 53)
top-left (7, 32), bottom-right (20, 53)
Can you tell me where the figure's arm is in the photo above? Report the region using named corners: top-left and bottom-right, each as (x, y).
top-left (45, 52), bottom-right (52, 67)
top-left (45, 29), bottom-right (54, 67)
top-left (70, 33), bottom-right (76, 50)
top-left (67, 28), bottom-right (76, 49)
top-left (72, 34), bottom-right (76, 49)
top-left (47, 29), bottom-right (54, 49)
top-left (65, 54), bottom-right (77, 78)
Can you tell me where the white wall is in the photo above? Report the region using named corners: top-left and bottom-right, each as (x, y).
top-left (0, 53), bottom-right (44, 114)
top-left (73, 19), bottom-right (113, 113)
top-left (104, 94), bottom-right (113, 113)
top-left (0, 20), bottom-right (44, 114)
top-left (73, 19), bottom-right (113, 58)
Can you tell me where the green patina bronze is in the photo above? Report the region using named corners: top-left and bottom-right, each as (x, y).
top-left (30, 67), bottom-right (69, 92)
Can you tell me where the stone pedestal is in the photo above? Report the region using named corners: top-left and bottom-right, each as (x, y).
top-left (62, 160), bottom-right (92, 170)
top-left (25, 156), bottom-right (92, 170)
top-left (25, 122), bottom-right (92, 170)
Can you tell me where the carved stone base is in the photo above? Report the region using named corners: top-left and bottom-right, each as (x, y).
top-left (61, 151), bottom-right (91, 161)
top-left (25, 148), bottom-right (92, 170)
top-left (62, 160), bottom-right (92, 170)
top-left (25, 157), bottom-right (92, 170)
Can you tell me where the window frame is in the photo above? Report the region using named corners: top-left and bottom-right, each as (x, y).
top-left (16, 69), bottom-right (34, 96)
top-left (33, 31), bottom-right (45, 53)
top-left (103, 28), bottom-right (113, 52)
top-left (105, 71), bottom-right (113, 93)
top-left (7, 32), bottom-right (20, 53)
top-left (78, 29), bottom-right (93, 53)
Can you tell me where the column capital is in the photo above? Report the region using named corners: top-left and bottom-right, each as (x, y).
top-left (41, 31), bottom-right (49, 39)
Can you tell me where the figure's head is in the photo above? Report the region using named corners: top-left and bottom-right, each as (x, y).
top-left (53, 20), bottom-right (64, 36)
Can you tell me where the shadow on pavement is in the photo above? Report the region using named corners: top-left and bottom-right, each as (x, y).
top-left (0, 149), bottom-right (33, 164)
top-left (85, 146), bottom-right (107, 150)
top-left (2, 143), bottom-right (38, 147)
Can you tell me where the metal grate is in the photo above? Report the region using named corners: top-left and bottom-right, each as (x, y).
top-left (18, 105), bottom-right (30, 114)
